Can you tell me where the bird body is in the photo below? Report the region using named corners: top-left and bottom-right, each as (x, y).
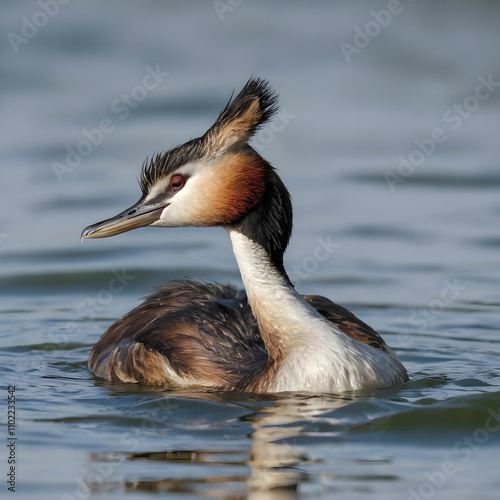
top-left (82, 78), bottom-right (408, 393)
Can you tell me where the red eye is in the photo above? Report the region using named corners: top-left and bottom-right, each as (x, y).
top-left (170, 175), bottom-right (185, 190)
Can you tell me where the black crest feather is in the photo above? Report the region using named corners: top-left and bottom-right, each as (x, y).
top-left (139, 139), bottom-right (205, 194)
top-left (209, 76), bottom-right (279, 138)
top-left (139, 77), bottom-right (278, 193)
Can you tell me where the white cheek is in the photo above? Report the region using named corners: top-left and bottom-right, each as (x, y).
top-left (146, 159), bottom-right (215, 227)
top-left (153, 171), bottom-right (210, 227)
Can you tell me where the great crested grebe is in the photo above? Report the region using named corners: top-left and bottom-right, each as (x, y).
top-left (82, 77), bottom-right (408, 393)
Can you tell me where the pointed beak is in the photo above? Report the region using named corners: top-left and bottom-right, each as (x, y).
top-left (81, 197), bottom-right (167, 240)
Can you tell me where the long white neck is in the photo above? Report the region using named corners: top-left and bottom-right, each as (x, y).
top-left (227, 229), bottom-right (404, 393)
top-left (228, 229), bottom-right (324, 354)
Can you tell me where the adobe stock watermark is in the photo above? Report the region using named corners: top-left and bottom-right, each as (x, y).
top-left (340, 0), bottom-right (412, 64)
top-left (7, 0), bottom-right (72, 54)
top-left (289, 236), bottom-right (340, 287)
top-left (408, 405), bottom-right (500, 500)
top-left (385, 73), bottom-right (500, 191)
top-left (398, 277), bottom-right (467, 348)
top-left (30, 269), bottom-right (135, 373)
top-left (252, 107), bottom-right (296, 152)
top-left (213, 0), bottom-right (244, 21)
top-left (62, 397), bottom-right (178, 500)
top-left (52, 65), bottom-right (169, 182)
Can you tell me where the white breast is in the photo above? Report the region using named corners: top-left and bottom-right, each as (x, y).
top-left (228, 229), bottom-right (407, 393)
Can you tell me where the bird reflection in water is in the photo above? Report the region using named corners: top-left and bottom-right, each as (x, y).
top-left (86, 391), bottom-right (350, 499)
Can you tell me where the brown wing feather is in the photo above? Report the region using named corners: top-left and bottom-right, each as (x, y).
top-left (89, 280), bottom-right (268, 387)
top-left (302, 294), bottom-right (390, 353)
top-left (89, 283), bottom-right (391, 388)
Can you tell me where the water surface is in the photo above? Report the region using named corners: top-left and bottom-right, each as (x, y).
top-left (1, 2), bottom-right (499, 499)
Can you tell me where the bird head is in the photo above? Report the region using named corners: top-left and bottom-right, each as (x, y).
top-left (82, 77), bottom-right (279, 240)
